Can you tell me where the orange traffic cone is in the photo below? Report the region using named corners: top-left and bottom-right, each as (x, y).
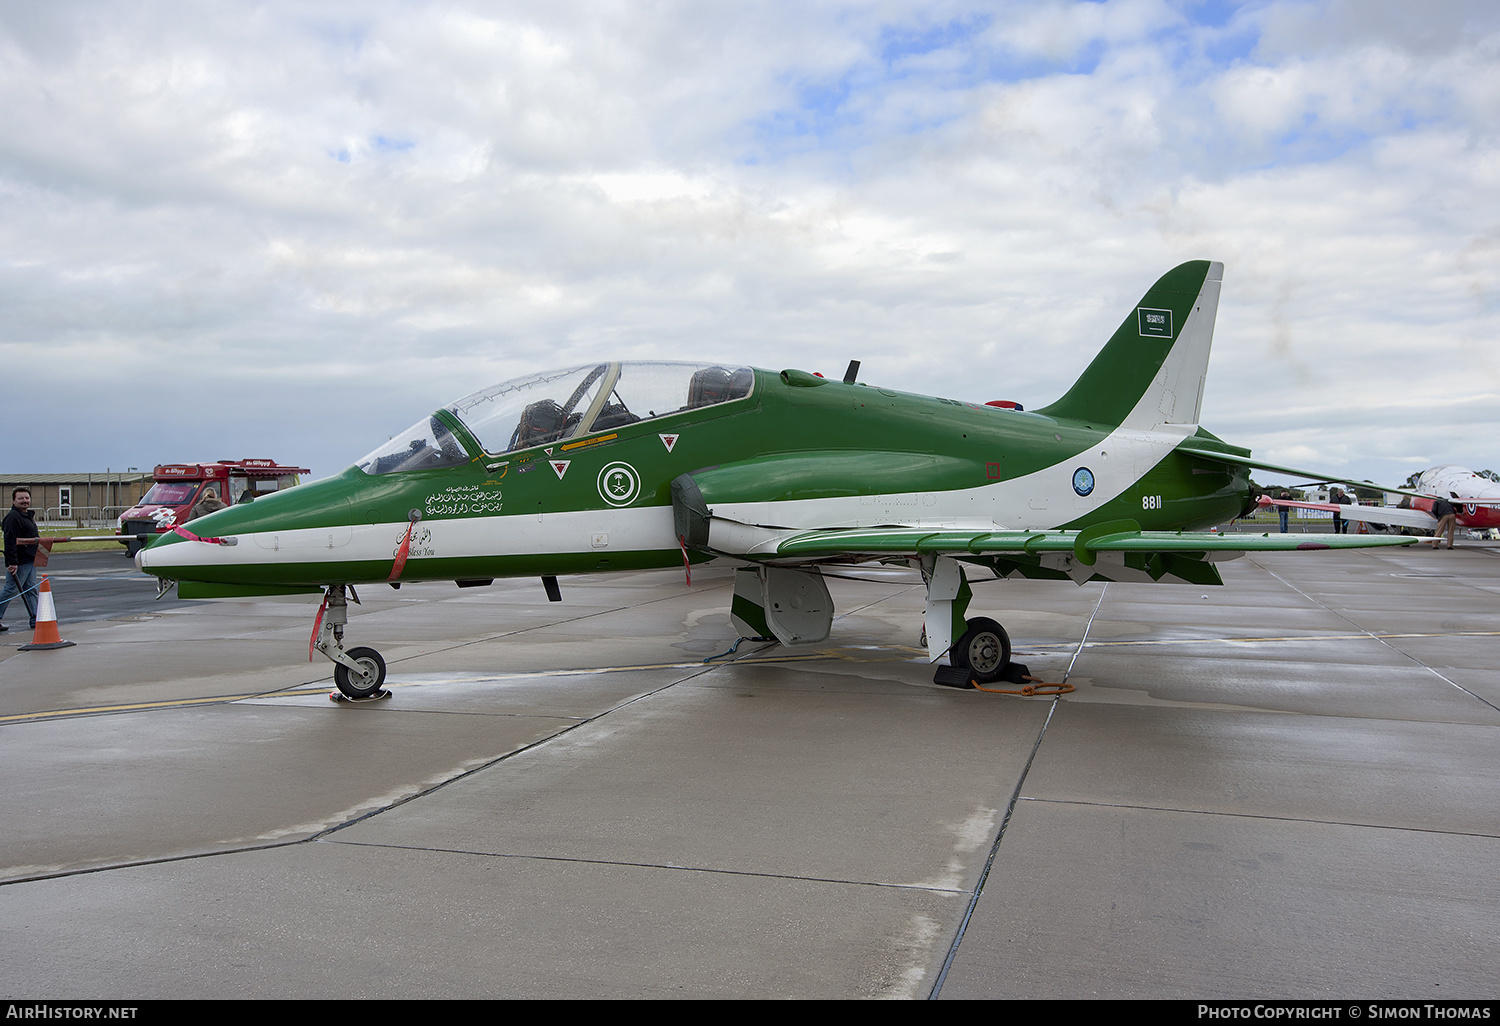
top-left (20, 577), bottom-right (75, 651)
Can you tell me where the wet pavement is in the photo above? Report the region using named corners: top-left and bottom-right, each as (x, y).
top-left (1, 544), bottom-right (1496, 998)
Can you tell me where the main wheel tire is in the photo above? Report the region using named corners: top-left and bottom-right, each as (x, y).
top-left (953, 617), bottom-right (1011, 684)
top-left (334, 646), bottom-right (387, 700)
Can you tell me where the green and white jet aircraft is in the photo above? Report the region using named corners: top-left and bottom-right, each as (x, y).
top-left (138, 260), bottom-right (1418, 699)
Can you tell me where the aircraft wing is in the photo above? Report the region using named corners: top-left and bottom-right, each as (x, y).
top-left (762, 522), bottom-right (1419, 588)
top-left (1256, 497), bottom-right (1438, 531)
top-left (772, 523), bottom-right (1421, 558)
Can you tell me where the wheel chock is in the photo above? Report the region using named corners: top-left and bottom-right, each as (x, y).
top-left (932, 665), bottom-right (974, 689)
top-left (999, 661), bottom-right (1032, 684)
top-left (328, 688), bottom-right (393, 703)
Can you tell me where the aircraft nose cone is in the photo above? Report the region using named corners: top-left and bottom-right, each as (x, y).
top-left (134, 547), bottom-right (146, 572)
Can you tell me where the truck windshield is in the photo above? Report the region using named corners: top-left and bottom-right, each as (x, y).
top-left (140, 483), bottom-right (200, 505)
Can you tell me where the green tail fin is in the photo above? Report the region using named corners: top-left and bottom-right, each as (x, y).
top-left (1038, 260), bottom-right (1223, 430)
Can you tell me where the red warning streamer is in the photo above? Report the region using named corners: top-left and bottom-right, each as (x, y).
top-left (308, 592), bottom-right (329, 662)
top-left (388, 521), bottom-right (416, 582)
top-left (172, 526), bottom-right (232, 545)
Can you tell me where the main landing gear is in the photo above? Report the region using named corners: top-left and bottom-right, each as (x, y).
top-left (929, 616), bottom-right (1016, 688)
top-left (952, 617), bottom-right (1012, 684)
top-left (923, 554), bottom-right (1016, 688)
top-left (313, 584), bottom-right (390, 701)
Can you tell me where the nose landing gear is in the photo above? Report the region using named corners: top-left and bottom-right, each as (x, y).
top-left (923, 555), bottom-right (1019, 689)
top-left (333, 646), bottom-right (388, 701)
top-left (313, 584), bottom-right (390, 701)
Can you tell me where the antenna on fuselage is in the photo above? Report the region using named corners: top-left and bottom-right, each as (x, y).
top-left (843, 360), bottom-right (860, 384)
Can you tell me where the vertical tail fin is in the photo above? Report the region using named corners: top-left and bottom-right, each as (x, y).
top-left (1037, 260), bottom-right (1223, 431)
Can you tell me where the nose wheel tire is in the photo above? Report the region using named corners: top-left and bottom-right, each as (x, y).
top-left (334, 646), bottom-right (387, 700)
top-left (953, 617), bottom-right (1011, 684)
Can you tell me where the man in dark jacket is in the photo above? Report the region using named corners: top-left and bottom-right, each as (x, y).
top-left (0, 486), bottom-right (39, 631)
top-left (1430, 494), bottom-right (1459, 549)
top-left (1330, 487), bottom-right (1350, 534)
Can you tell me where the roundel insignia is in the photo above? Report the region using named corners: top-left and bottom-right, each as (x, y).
top-left (1468, 503), bottom-right (1478, 516)
top-left (597, 461), bottom-right (641, 507)
top-left (1072, 467), bottom-right (1095, 497)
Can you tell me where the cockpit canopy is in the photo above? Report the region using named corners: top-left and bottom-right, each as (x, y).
top-left (357, 361), bottom-right (754, 475)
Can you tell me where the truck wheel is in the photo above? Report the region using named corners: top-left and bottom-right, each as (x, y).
top-left (334, 647), bottom-right (387, 700)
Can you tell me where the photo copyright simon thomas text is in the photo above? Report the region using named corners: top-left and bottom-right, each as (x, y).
top-left (1199, 1008), bottom-right (1492, 1021)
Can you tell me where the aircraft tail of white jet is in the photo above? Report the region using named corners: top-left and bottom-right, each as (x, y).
top-left (1037, 260), bottom-right (1223, 432)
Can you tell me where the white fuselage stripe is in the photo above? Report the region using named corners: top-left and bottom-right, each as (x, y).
top-left (139, 506), bottom-right (680, 571)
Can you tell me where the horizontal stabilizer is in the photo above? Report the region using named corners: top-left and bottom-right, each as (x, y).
top-left (1257, 497), bottom-right (1438, 531)
top-left (1176, 446), bottom-right (1428, 500)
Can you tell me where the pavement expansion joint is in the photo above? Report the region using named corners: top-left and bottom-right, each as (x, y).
top-left (320, 837), bottom-right (970, 894)
top-left (0, 837), bottom-right (303, 888)
top-left (931, 698), bottom-right (1060, 999)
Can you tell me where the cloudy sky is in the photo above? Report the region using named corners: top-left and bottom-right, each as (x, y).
top-left (1, 0), bottom-right (1496, 489)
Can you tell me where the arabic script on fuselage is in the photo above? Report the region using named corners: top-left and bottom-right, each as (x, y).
top-left (425, 484), bottom-right (503, 517)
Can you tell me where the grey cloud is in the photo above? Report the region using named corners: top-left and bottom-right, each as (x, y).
top-left (0, 0), bottom-right (1495, 488)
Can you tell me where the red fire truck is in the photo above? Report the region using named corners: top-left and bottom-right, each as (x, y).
top-left (117, 459), bottom-right (311, 555)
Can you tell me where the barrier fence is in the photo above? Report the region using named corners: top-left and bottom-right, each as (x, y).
top-left (38, 506), bottom-right (133, 529)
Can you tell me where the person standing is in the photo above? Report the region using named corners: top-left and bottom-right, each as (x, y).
top-left (189, 486), bottom-right (227, 521)
top-left (1429, 494), bottom-right (1459, 549)
top-left (1278, 489), bottom-right (1291, 533)
top-left (0, 487), bottom-right (40, 632)
top-left (1330, 487), bottom-right (1350, 534)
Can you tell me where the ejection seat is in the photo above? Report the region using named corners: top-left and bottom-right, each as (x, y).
top-left (687, 366), bottom-right (753, 408)
top-left (510, 399), bottom-right (568, 451)
top-left (591, 402), bottom-right (641, 431)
